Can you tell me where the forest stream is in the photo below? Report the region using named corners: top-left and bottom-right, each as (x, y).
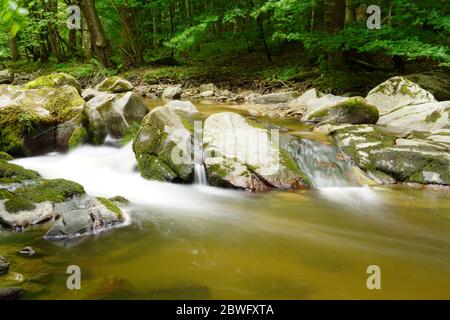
top-left (2, 100), bottom-right (450, 300)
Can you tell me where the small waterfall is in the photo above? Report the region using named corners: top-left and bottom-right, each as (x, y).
top-left (295, 139), bottom-right (359, 188)
top-left (193, 120), bottom-right (208, 186)
top-left (194, 163), bottom-right (208, 185)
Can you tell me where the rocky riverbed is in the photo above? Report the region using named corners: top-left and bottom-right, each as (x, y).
top-left (0, 71), bottom-right (449, 299)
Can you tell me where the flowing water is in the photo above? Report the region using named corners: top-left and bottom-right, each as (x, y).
top-left (1, 101), bottom-right (450, 300)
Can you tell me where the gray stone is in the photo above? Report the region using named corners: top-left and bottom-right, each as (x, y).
top-left (0, 287), bottom-right (24, 300)
top-left (366, 76), bottom-right (437, 115)
top-left (162, 85), bottom-right (182, 99)
top-left (0, 256), bottom-right (9, 275)
top-left (0, 69), bottom-right (13, 85)
top-left (95, 76), bottom-right (134, 93)
top-left (44, 197), bottom-right (125, 240)
top-left (252, 91), bottom-right (299, 104)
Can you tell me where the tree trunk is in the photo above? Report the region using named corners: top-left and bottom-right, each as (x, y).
top-left (117, 5), bottom-right (143, 67)
top-left (41, 0), bottom-right (65, 61)
top-left (78, 0), bottom-right (113, 67)
top-left (8, 34), bottom-right (19, 61)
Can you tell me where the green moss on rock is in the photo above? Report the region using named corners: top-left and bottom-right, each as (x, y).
top-left (14, 179), bottom-right (85, 204)
top-left (0, 189), bottom-right (36, 213)
top-left (0, 152), bottom-right (13, 161)
top-left (97, 197), bottom-right (124, 220)
top-left (24, 73), bottom-right (81, 93)
top-left (68, 127), bottom-right (88, 150)
top-left (0, 159), bottom-right (40, 184)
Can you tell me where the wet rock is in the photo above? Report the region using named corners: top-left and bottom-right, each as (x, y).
top-left (18, 247), bottom-right (36, 257)
top-left (0, 85), bottom-right (85, 156)
top-left (0, 256), bottom-right (9, 275)
top-left (0, 69), bottom-right (13, 84)
top-left (24, 73), bottom-right (81, 94)
top-left (203, 112), bottom-right (309, 191)
top-left (85, 91), bottom-right (149, 141)
top-left (329, 124), bottom-right (450, 185)
top-left (302, 96), bottom-right (379, 125)
top-left (81, 88), bottom-right (101, 101)
top-left (133, 102), bottom-right (198, 182)
top-left (366, 76), bottom-right (436, 115)
top-left (0, 287), bottom-right (24, 300)
top-left (0, 163), bottom-right (86, 229)
top-left (162, 85), bottom-right (182, 99)
top-left (95, 76), bottom-right (134, 93)
top-left (44, 197), bottom-right (125, 240)
top-left (252, 91), bottom-right (299, 104)
top-left (377, 101), bottom-right (450, 131)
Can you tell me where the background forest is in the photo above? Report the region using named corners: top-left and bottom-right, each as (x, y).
top-left (0, 0), bottom-right (449, 93)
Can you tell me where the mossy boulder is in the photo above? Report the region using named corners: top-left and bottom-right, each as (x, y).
top-left (0, 152), bottom-right (13, 161)
top-left (0, 85), bottom-right (86, 156)
top-left (302, 96), bottom-right (379, 124)
top-left (95, 76), bottom-right (134, 94)
top-left (85, 91), bottom-right (149, 142)
top-left (44, 197), bottom-right (125, 240)
top-left (203, 112), bottom-right (309, 191)
top-left (377, 101), bottom-right (450, 131)
top-left (133, 102), bottom-right (199, 182)
top-left (24, 73), bottom-right (81, 94)
top-left (366, 76), bottom-right (437, 115)
top-left (0, 160), bottom-right (86, 229)
top-left (0, 69), bottom-right (13, 85)
top-left (329, 124), bottom-right (450, 185)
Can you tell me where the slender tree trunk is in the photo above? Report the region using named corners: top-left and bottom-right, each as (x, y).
top-left (81, 14), bottom-right (92, 59)
top-left (78, 0), bottom-right (113, 67)
top-left (41, 0), bottom-right (65, 61)
top-left (249, 0), bottom-right (272, 64)
top-left (8, 34), bottom-right (19, 61)
top-left (117, 4), bottom-right (143, 67)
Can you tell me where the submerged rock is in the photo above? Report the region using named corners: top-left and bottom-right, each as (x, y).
top-left (44, 197), bottom-right (125, 240)
top-left (18, 247), bottom-right (36, 257)
top-left (24, 73), bottom-right (81, 94)
top-left (0, 287), bottom-right (24, 300)
top-left (133, 101), bottom-right (198, 182)
top-left (0, 85), bottom-right (85, 156)
top-left (203, 112), bottom-right (309, 191)
top-left (328, 124), bottom-right (450, 185)
top-left (95, 76), bottom-right (134, 93)
top-left (366, 76), bottom-right (436, 115)
top-left (0, 256), bottom-right (9, 275)
top-left (377, 101), bottom-right (450, 131)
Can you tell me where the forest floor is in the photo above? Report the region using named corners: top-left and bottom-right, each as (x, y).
top-left (2, 43), bottom-right (445, 96)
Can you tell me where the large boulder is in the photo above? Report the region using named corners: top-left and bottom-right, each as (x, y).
top-left (0, 69), bottom-right (13, 85)
top-left (0, 85), bottom-right (86, 156)
top-left (203, 112), bottom-right (309, 191)
top-left (95, 76), bottom-right (134, 93)
top-left (133, 101), bottom-right (199, 182)
top-left (0, 159), bottom-right (86, 229)
top-left (377, 101), bottom-right (450, 131)
top-left (85, 91), bottom-right (149, 141)
top-left (328, 124), bottom-right (450, 185)
top-left (366, 76), bottom-right (437, 115)
top-left (405, 69), bottom-right (450, 101)
top-left (24, 73), bottom-right (81, 94)
top-left (44, 197), bottom-right (125, 240)
top-left (302, 96), bottom-right (379, 124)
